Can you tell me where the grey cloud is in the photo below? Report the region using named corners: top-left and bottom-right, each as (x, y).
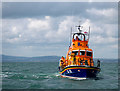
top-left (2, 2), bottom-right (117, 19)
top-left (2, 2), bottom-right (118, 58)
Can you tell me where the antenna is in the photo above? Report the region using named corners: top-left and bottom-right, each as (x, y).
top-left (88, 26), bottom-right (90, 41)
top-left (76, 20), bottom-right (83, 33)
top-left (69, 27), bottom-right (72, 47)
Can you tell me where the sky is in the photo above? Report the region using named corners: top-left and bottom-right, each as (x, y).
top-left (1, 2), bottom-right (118, 59)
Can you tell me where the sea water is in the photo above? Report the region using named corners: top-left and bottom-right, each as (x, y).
top-left (1, 60), bottom-right (118, 89)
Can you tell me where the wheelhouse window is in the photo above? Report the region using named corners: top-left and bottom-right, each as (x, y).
top-left (72, 50), bottom-right (78, 55)
top-left (80, 51), bottom-right (85, 55)
top-left (72, 50), bottom-right (86, 56)
top-left (86, 51), bottom-right (92, 57)
top-left (73, 34), bottom-right (85, 41)
top-left (79, 35), bottom-right (84, 41)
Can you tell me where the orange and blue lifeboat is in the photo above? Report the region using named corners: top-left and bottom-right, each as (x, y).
top-left (58, 25), bottom-right (101, 79)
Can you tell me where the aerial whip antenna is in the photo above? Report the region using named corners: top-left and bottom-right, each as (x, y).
top-left (69, 27), bottom-right (72, 47)
top-left (76, 20), bottom-right (83, 33)
top-left (88, 26), bottom-right (90, 41)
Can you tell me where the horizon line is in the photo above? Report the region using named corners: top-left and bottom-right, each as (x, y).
top-left (0, 54), bottom-right (118, 59)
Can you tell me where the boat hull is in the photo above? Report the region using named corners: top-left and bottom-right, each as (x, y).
top-left (59, 66), bottom-right (100, 79)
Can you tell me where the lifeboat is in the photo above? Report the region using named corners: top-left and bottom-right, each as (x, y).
top-left (58, 24), bottom-right (101, 80)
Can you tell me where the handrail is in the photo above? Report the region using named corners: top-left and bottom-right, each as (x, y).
top-left (73, 33), bottom-right (85, 41)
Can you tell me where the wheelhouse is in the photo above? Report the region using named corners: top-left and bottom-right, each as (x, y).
top-left (68, 50), bottom-right (92, 57)
top-left (73, 33), bottom-right (86, 41)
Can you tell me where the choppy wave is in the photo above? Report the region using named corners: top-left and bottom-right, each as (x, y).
top-left (2, 71), bottom-right (60, 80)
top-left (2, 61), bottom-right (118, 89)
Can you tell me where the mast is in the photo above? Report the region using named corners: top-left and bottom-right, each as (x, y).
top-left (76, 20), bottom-right (82, 33)
top-left (69, 27), bottom-right (72, 47)
top-left (76, 25), bottom-right (82, 33)
top-left (88, 26), bottom-right (90, 41)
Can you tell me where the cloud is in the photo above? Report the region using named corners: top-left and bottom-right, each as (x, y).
top-left (81, 19), bottom-right (103, 34)
top-left (3, 16), bottom-right (117, 45)
top-left (28, 17), bottom-right (51, 31)
top-left (90, 36), bottom-right (117, 44)
top-left (110, 44), bottom-right (118, 49)
top-left (45, 16), bottom-right (74, 42)
top-left (86, 8), bottom-right (117, 23)
top-left (86, 8), bottom-right (117, 17)
top-left (11, 26), bottom-right (18, 34)
top-left (2, 2), bottom-right (117, 19)
top-left (2, 2), bottom-right (118, 58)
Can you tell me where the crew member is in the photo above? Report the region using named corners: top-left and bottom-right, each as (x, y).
top-left (97, 60), bottom-right (100, 68)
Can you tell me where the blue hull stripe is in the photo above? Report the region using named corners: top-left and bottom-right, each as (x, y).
top-left (60, 66), bottom-right (100, 78)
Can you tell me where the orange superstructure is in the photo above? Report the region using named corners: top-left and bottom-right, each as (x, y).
top-left (59, 24), bottom-right (101, 79)
top-left (59, 25), bottom-right (94, 69)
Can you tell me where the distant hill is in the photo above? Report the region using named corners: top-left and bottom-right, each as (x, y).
top-left (2, 54), bottom-right (61, 62)
top-left (1, 54), bottom-right (118, 62)
top-left (93, 58), bottom-right (118, 63)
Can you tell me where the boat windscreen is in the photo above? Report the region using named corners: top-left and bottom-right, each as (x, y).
top-left (80, 51), bottom-right (85, 55)
top-left (72, 50), bottom-right (85, 56)
top-left (72, 51), bottom-right (78, 55)
top-left (86, 51), bottom-right (92, 57)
